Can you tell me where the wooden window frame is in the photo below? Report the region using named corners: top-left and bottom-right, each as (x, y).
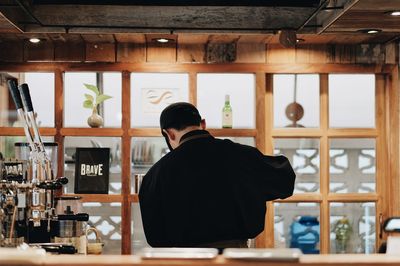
top-left (0, 63), bottom-right (398, 254)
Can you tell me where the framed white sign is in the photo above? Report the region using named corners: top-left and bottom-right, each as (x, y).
top-left (141, 88), bottom-right (179, 114)
top-left (131, 73), bottom-right (189, 127)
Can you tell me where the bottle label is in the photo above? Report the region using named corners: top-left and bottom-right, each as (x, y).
top-left (222, 111), bottom-right (232, 128)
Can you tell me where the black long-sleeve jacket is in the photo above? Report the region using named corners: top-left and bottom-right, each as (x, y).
top-left (139, 130), bottom-right (295, 247)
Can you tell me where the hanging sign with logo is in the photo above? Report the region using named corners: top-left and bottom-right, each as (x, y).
top-left (74, 147), bottom-right (110, 194)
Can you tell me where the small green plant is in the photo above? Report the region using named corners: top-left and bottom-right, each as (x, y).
top-left (83, 83), bottom-right (112, 109)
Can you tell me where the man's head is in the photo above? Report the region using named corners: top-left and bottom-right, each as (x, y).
top-left (160, 102), bottom-right (205, 150)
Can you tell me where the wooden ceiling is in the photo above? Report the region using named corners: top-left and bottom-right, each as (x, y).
top-left (0, 0), bottom-right (399, 45)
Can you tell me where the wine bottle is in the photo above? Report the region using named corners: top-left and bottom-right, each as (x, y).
top-left (222, 94), bottom-right (232, 128)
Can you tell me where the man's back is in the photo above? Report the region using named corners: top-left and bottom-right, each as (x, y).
top-left (139, 130), bottom-right (295, 247)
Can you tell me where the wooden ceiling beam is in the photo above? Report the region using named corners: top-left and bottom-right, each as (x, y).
top-left (315, 0), bottom-right (360, 34)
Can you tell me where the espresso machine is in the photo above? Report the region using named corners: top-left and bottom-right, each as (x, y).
top-left (0, 80), bottom-right (87, 253)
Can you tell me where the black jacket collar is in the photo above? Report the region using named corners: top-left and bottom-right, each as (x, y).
top-left (179, 130), bottom-right (212, 146)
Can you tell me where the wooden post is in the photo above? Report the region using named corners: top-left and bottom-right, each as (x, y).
top-left (121, 71), bottom-right (132, 254)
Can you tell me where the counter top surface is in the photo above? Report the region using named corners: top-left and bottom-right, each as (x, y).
top-left (2, 254), bottom-right (400, 266)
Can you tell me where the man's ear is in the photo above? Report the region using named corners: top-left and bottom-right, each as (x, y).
top-left (200, 119), bottom-right (206, 129)
top-left (163, 129), bottom-right (176, 141)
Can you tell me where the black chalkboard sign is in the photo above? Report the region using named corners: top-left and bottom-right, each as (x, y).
top-left (74, 147), bottom-right (110, 194)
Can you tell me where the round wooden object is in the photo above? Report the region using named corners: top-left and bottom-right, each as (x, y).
top-left (285, 102), bottom-right (304, 122)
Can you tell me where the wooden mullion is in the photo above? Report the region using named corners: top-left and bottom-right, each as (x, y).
top-left (54, 69), bottom-right (64, 193)
top-left (320, 74), bottom-right (329, 131)
top-left (0, 127), bottom-right (56, 136)
top-left (121, 71), bottom-right (132, 254)
top-left (129, 128), bottom-right (161, 137)
top-left (327, 128), bottom-right (378, 137)
top-left (320, 74), bottom-right (329, 254)
top-left (320, 135), bottom-right (329, 254)
top-left (189, 71), bottom-right (197, 106)
top-left (255, 72), bottom-right (267, 248)
top-left (63, 194), bottom-right (123, 202)
top-left (255, 72), bottom-right (266, 153)
top-left (375, 73), bottom-right (386, 251)
top-left (327, 193), bottom-right (379, 202)
top-left (387, 66), bottom-right (400, 217)
top-left (130, 194), bottom-right (139, 202)
top-left (60, 128), bottom-right (123, 136)
top-left (271, 129), bottom-right (323, 137)
top-left (264, 74), bottom-right (274, 154)
top-left (272, 129), bottom-right (378, 137)
top-left (257, 74), bottom-right (274, 248)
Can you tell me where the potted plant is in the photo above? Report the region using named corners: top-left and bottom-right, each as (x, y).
top-left (83, 83), bottom-right (112, 128)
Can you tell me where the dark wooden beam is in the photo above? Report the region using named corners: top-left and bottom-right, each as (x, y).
top-left (32, 0), bottom-right (321, 7)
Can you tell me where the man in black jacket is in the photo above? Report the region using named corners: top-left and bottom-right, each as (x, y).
top-left (139, 102), bottom-right (295, 248)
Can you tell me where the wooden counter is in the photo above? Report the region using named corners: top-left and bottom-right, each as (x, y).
top-left (2, 254), bottom-right (400, 266)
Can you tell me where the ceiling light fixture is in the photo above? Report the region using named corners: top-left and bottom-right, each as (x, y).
top-left (358, 29), bottom-right (382, 34)
top-left (156, 38), bottom-right (170, 43)
top-left (367, 29), bottom-right (380, 34)
top-left (29, 38), bottom-right (41, 43)
top-left (296, 38), bottom-right (305, 43)
top-left (386, 11), bottom-right (400, 16)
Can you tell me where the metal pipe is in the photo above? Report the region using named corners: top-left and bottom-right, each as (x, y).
top-left (297, 0), bottom-right (330, 32)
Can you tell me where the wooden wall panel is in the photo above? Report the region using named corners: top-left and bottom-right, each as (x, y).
top-left (205, 42), bottom-right (236, 63)
top-left (177, 34), bottom-right (207, 63)
top-left (177, 43), bottom-right (205, 63)
top-left (24, 41), bottom-right (54, 62)
top-left (385, 42), bottom-right (398, 65)
top-left (355, 44), bottom-right (385, 64)
top-left (295, 44), bottom-right (328, 64)
top-left (0, 41), bottom-right (23, 62)
top-left (0, 36), bottom-right (397, 64)
top-left (55, 42), bottom-right (85, 62)
top-left (266, 44), bottom-right (296, 64)
top-left (117, 43), bottom-right (146, 63)
top-left (146, 42), bottom-right (177, 63)
top-left (236, 42), bottom-right (265, 63)
top-left (330, 45), bottom-right (357, 64)
top-left (86, 43), bottom-right (115, 62)
top-left (145, 34), bottom-right (177, 63)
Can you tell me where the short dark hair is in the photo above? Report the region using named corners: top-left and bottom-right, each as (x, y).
top-left (160, 102), bottom-right (202, 131)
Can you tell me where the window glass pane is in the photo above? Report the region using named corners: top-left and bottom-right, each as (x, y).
top-left (132, 202), bottom-right (150, 254)
top-left (64, 137), bottom-right (121, 194)
top-left (274, 138), bottom-right (320, 193)
top-left (0, 136), bottom-right (54, 160)
top-left (131, 137), bottom-right (168, 193)
top-left (330, 139), bottom-right (375, 193)
top-left (273, 74), bottom-right (319, 128)
top-left (131, 73), bottom-right (189, 128)
top-left (103, 73), bottom-right (123, 127)
top-left (330, 202), bottom-right (375, 254)
top-left (197, 73), bottom-right (255, 128)
top-left (83, 202), bottom-right (121, 254)
top-left (274, 202), bottom-right (320, 254)
top-left (0, 72), bottom-right (54, 127)
top-left (329, 74), bottom-right (375, 128)
top-left (64, 72), bottom-right (122, 127)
